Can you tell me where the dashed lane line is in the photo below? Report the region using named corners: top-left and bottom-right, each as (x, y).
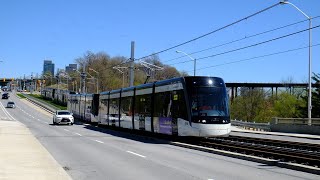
top-left (95, 140), bottom-right (104, 144)
top-left (75, 133), bottom-right (82, 136)
top-left (126, 151), bottom-right (146, 158)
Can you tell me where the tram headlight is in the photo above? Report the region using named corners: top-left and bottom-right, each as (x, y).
top-left (208, 79), bottom-right (213, 85)
top-left (201, 120), bottom-right (206, 123)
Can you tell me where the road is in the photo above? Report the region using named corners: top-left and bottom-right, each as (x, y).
top-left (1, 92), bottom-right (319, 180)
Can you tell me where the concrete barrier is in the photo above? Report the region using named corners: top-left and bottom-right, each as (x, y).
top-left (21, 93), bottom-right (58, 113)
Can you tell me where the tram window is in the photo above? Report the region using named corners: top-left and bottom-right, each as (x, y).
top-left (101, 99), bottom-right (108, 106)
top-left (154, 92), bottom-right (171, 117)
top-left (153, 90), bottom-right (187, 120)
top-left (134, 94), bottom-right (151, 116)
top-left (109, 98), bottom-right (120, 115)
top-left (121, 97), bottom-right (133, 116)
top-left (100, 99), bottom-right (109, 115)
top-left (173, 90), bottom-right (187, 120)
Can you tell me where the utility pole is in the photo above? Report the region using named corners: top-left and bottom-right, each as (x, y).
top-left (31, 73), bottom-right (33, 93)
top-left (81, 63), bottom-right (87, 93)
top-left (23, 74), bottom-right (25, 91)
top-left (129, 41), bottom-right (135, 87)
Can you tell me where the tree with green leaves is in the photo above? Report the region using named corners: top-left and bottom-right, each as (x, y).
top-left (73, 51), bottom-right (186, 93)
top-left (273, 92), bottom-right (304, 118)
top-left (231, 87), bottom-right (270, 122)
top-left (298, 73), bottom-right (320, 118)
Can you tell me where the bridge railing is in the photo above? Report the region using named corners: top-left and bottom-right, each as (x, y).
top-left (231, 120), bottom-right (270, 131)
top-left (271, 117), bottom-right (320, 126)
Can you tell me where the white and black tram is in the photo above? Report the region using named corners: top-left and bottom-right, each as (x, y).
top-left (68, 76), bottom-right (231, 137)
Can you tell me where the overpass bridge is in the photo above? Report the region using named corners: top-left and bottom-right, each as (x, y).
top-left (0, 78), bottom-right (15, 87)
top-left (226, 82), bottom-right (320, 102)
top-left (2, 78), bottom-right (320, 95)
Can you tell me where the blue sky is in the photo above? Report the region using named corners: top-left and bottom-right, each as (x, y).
top-left (0, 0), bottom-right (319, 83)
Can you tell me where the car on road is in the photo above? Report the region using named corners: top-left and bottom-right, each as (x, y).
top-left (6, 101), bottom-right (15, 108)
top-left (2, 93), bottom-right (9, 99)
top-left (53, 110), bottom-right (74, 125)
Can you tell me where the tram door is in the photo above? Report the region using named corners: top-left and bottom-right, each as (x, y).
top-left (170, 91), bottom-right (179, 136)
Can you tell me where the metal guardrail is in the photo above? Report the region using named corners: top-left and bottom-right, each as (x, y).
top-left (231, 120), bottom-right (271, 131)
top-left (21, 93), bottom-right (58, 113)
top-left (272, 117), bottom-right (320, 126)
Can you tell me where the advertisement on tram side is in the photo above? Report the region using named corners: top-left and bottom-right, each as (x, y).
top-left (159, 117), bottom-right (172, 135)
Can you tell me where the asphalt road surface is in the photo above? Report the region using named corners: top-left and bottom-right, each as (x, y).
top-left (1, 92), bottom-right (318, 180)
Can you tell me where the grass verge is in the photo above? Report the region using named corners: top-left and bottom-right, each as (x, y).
top-left (16, 93), bottom-right (26, 99)
top-left (28, 94), bottom-right (67, 110)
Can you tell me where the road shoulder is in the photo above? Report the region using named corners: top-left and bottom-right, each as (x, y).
top-left (0, 120), bottom-right (72, 180)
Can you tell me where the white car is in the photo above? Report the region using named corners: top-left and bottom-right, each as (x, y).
top-left (6, 101), bottom-right (15, 108)
top-left (53, 110), bottom-right (74, 125)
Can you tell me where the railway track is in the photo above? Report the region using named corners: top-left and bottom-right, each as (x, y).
top-left (177, 135), bottom-right (320, 168)
top-left (81, 123), bottom-right (320, 174)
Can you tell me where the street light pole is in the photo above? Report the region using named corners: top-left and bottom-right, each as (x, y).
top-left (113, 66), bottom-right (127, 88)
top-left (176, 50), bottom-right (196, 76)
top-left (89, 68), bottom-right (99, 94)
top-left (73, 69), bottom-right (82, 93)
top-left (281, 1), bottom-right (312, 124)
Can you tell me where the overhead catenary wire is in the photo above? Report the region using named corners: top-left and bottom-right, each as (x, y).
top-left (86, 22), bottom-right (319, 80)
top-left (179, 43), bottom-right (320, 73)
top-left (164, 15), bottom-right (320, 63)
top-left (168, 25), bottom-right (320, 66)
top-left (136, 2), bottom-right (282, 61)
top-left (102, 2), bottom-right (319, 69)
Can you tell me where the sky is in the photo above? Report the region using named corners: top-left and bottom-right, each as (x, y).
top-left (0, 0), bottom-right (319, 83)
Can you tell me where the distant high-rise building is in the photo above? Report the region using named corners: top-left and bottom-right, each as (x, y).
top-left (65, 64), bottom-right (77, 73)
top-left (43, 60), bottom-right (55, 76)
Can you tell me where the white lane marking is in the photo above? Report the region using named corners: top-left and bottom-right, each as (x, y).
top-left (126, 151), bottom-right (146, 158)
top-left (95, 140), bottom-right (104, 144)
top-left (0, 102), bottom-right (16, 120)
top-left (75, 133), bottom-right (82, 136)
top-left (63, 129), bottom-right (70, 132)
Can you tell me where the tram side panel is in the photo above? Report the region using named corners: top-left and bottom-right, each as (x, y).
top-left (71, 95), bottom-right (81, 120)
top-left (153, 81), bottom-right (189, 136)
top-left (99, 93), bottom-right (109, 125)
top-left (109, 91), bottom-right (120, 127)
top-left (79, 95), bottom-right (86, 121)
top-left (84, 94), bottom-right (92, 123)
top-left (120, 90), bottom-right (134, 129)
top-left (134, 86), bottom-right (153, 132)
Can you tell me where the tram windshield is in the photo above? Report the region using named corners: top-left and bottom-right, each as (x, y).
top-left (191, 87), bottom-right (229, 117)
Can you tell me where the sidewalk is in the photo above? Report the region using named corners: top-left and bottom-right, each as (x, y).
top-left (0, 120), bottom-right (71, 180)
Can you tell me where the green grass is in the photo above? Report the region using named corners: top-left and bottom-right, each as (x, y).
top-left (16, 93), bottom-right (26, 99)
top-left (28, 94), bottom-right (67, 110)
